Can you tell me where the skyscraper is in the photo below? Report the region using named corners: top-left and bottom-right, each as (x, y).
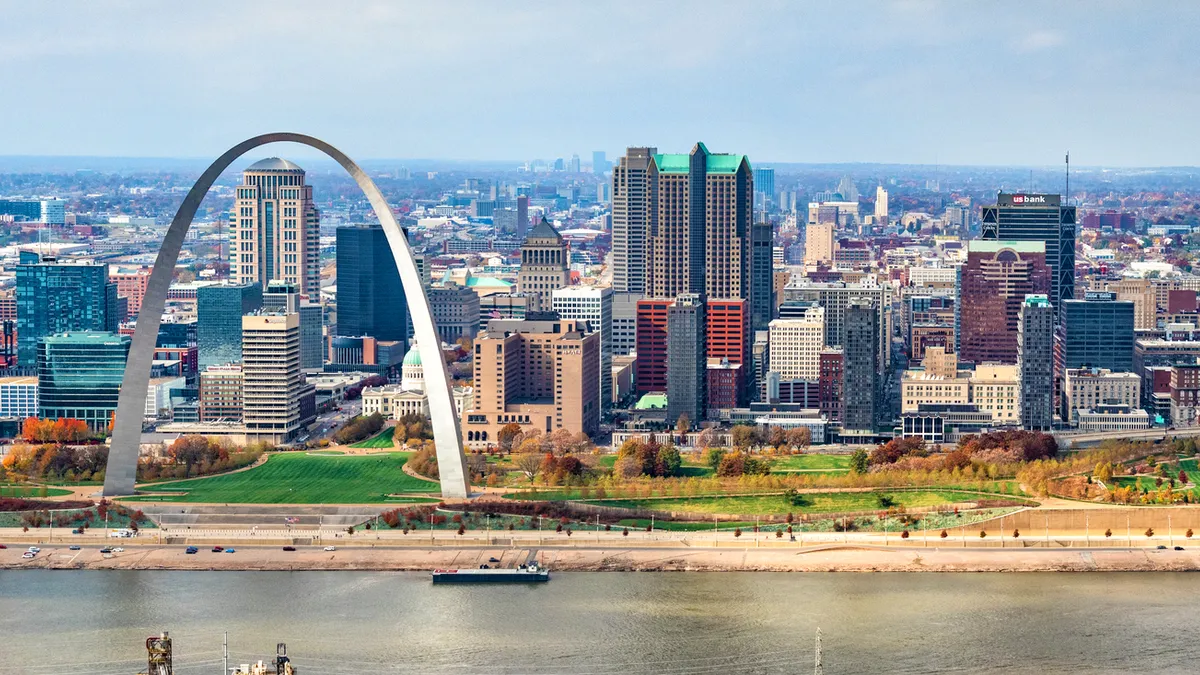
top-left (592, 150), bottom-right (607, 174)
top-left (753, 167), bottom-right (775, 204)
top-left (37, 331), bottom-right (130, 431)
top-left (667, 293), bottom-right (706, 425)
top-left (874, 185), bottom-right (888, 222)
top-left (646, 143), bottom-right (753, 300)
top-left (16, 252), bottom-right (118, 366)
top-left (804, 223), bottom-right (835, 265)
top-left (335, 224), bottom-right (407, 343)
top-left (842, 298), bottom-right (877, 432)
top-left (229, 158), bottom-right (321, 295)
top-left (959, 241), bottom-right (1051, 365)
top-left (1018, 294), bottom-right (1055, 431)
top-left (768, 305), bottom-right (826, 381)
top-left (265, 281), bottom-right (324, 370)
top-left (517, 217), bottom-right (570, 309)
top-left (197, 283), bottom-right (262, 370)
top-left (981, 193), bottom-right (1076, 315)
top-left (611, 147), bottom-right (656, 295)
top-left (750, 221), bottom-right (775, 333)
top-left (552, 286), bottom-right (613, 410)
top-left (1056, 292), bottom-right (1135, 373)
top-left (242, 312), bottom-right (311, 443)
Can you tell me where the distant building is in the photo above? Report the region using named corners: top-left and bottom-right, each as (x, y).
top-left (1056, 292), bottom-right (1135, 374)
top-left (335, 224), bottom-right (407, 343)
top-left (197, 283), bottom-right (262, 370)
top-left (464, 318), bottom-right (600, 447)
top-left (264, 281), bottom-right (323, 370)
top-left (0, 376), bottom-right (38, 419)
top-left (242, 313), bottom-right (314, 443)
top-left (428, 282), bottom-right (480, 342)
top-left (16, 252), bottom-right (119, 366)
top-left (611, 147), bottom-right (656, 295)
top-left (981, 193), bottom-right (1076, 318)
top-left (37, 332), bottom-right (130, 431)
top-left (768, 305), bottom-right (825, 381)
top-left (1062, 368), bottom-right (1141, 426)
top-left (804, 222), bottom-right (835, 265)
top-left (818, 348), bottom-right (844, 424)
top-left (750, 222), bottom-right (775, 333)
top-left (842, 299), bottom-right (878, 432)
top-left (1018, 295), bottom-right (1055, 431)
top-left (229, 158), bottom-right (321, 294)
top-left (110, 268), bottom-right (150, 319)
top-left (517, 217), bottom-right (570, 309)
top-left (199, 364), bottom-right (243, 422)
top-left (552, 286), bottom-right (613, 410)
top-left (959, 241), bottom-right (1050, 365)
top-left (635, 298), bottom-right (671, 394)
top-left (667, 294), bottom-right (706, 425)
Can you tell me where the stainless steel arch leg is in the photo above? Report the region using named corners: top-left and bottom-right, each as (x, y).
top-left (103, 133), bottom-right (470, 498)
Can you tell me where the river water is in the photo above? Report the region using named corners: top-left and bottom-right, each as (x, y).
top-left (0, 571), bottom-right (1192, 674)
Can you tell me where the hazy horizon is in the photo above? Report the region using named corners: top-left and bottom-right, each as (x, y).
top-left (2, 1), bottom-right (1198, 167)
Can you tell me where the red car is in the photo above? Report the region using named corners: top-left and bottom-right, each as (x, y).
top-left (211, 546), bottom-right (224, 552)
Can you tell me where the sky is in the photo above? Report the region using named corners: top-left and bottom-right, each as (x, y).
top-left (1, 1), bottom-right (1198, 167)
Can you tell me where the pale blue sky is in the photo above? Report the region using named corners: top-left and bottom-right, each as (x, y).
top-left (1, 1), bottom-right (1197, 166)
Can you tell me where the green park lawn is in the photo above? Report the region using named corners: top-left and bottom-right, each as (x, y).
top-left (348, 427), bottom-right (397, 449)
top-left (770, 454), bottom-right (851, 473)
top-left (0, 484), bottom-right (74, 498)
top-left (122, 452), bottom-right (437, 504)
top-left (586, 489), bottom-right (977, 516)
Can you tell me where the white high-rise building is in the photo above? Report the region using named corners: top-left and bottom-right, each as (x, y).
top-left (230, 158), bottom-right (321, 295)
top-left (242, 312), bottom-right (309, 443)
top-left (768, 305), bottom-right (826, 381)
top-left (552, 286), bottom-right (613, 408)
top-left (875, 186), bottom-right (889, 222)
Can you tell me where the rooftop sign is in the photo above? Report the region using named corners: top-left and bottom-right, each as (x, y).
top-left (998, 193), bottom-right (1061, 207)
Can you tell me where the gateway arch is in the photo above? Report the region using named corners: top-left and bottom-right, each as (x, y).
top-left (103, 133), bottom-right (470, 499)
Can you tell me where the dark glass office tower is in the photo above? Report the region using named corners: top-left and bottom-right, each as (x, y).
top-left (1018, 295), bottom-right (1055, 431)
top-left (981, 193), bottom-right (1076, 317)
top-left (336, 224), bottom-right (407, 343)
top-left (1055, 292), bottom-right (1135, 373)
top-left (197, 283), bottom-right (262, 369)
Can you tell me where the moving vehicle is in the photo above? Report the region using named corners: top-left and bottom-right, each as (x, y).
top-left (212, 546), bottom-right (224, 552)
top-left (225, 548), bottom-right (236, 553)
top-left (1175, 546), bottom-right (1185, 551)
top-left (432, 562), bottom-right (550, 584)
top-left (112, 547), bottom-right (124, 553)
top-left (185, 546), bottom-right (198, 554)
top-left (27, 546), bottom-right (40, 553)
top-left (69, 545), bottom-right (81, 551)
top-left (22, 551), bottom-right (35, 559)
top-left (99, 547), bottom-right (113, 554)
top-left (488, 557), bottom-right (500, 563)
top-left (324, 546), bottom-right (336, 551)
top-left (282, 546), bottom-right (296, 551)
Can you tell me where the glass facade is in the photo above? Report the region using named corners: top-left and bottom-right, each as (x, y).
top-left (1057, 296), bottom-right (1135, 373)
top-left (335, 224), bottom-right (408, 342)
top-left (197, 283), bottom-right (262, 370)
top-left (37, 332), bottom-right (130, 431)
top-left (16, 254), bottom-right (118, 366)
top-left (981, 193), bottom-right (1077, 317)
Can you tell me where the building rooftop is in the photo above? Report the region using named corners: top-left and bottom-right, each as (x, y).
top-left (653, 144), bottom-right (748, 175)
top-left (967, 240), bottom-right (1046, 254)
top-left (43, 331), bottom-right (129, 345)
top-left (245, 157), bottom-right (304, 172)
top-left (1023, 294), bottom-right (1052, 307)
top-left (635, 393), bottom-right (668, 410)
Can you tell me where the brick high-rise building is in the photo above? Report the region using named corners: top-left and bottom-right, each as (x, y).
top-left (463, 318), bottom-right (600, 446)
top-left (110, 268), bottom-right (150, 319)
top-left (818, 347), bottom-right (844, 424)
top-left (230, 158), bottom-right (321, 295)
top-left (959, 241), bottom-right (1051, 365)
top-left (634, 299), bottom-right (670, 394)
top-left (706, 299), bottom-right (750, 404)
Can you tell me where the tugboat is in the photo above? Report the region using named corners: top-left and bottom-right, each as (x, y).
top-left (432, 562), bottom-right (550, 583)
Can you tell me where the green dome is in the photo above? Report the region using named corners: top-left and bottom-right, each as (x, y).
top-left (403, 345), bottom-right (422, 366)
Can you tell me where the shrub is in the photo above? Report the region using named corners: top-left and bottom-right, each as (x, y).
top-left (900, 530), bottom-right (909, 539)
top-left (940, 530), bottom-right (948, 539)
top-left (1012, 529), bottom-right (1020, 538)
top-left (1105, 528), bottom-right (1112, 538)
top-left (1146, 528), bottom-right (1155, 537)
top-left (733, 527), bottom-right (742, 538)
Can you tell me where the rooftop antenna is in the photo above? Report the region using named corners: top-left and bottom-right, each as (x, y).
top-left (1065, 151), bottom-right (1070, 204)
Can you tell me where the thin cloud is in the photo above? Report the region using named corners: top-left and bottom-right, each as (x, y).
top-left (1013, 30), bottom-right (1066, 53)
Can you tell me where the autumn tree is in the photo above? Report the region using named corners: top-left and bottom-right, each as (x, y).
top-left (515, 453), bottom-right (543, 481)
top-left (731, 425), bottom-right (757, 450)
top-left (1094, 462), bottom-right (1113, 484)
top-left (786, 427), bottom-right (811, 450)
top-left (497, 423), bottom-right (522, 453)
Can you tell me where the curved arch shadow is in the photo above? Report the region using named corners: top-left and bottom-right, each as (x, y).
top-left (103, 133), bottom-right (470, 498)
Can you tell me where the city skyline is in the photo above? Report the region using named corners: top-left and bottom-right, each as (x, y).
top-left (2, 2), bottom-right (1199, 166)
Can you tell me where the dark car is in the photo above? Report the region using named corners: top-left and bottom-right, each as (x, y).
top-left (1175, 546), bottom-right (1185, 551)
top-left (69, 545), bottom-right (81, 551)
top-left (488, 557), bottom-right (500, 563)
top-left (211, 546), bottom-right (224, 552)
top-left (0, 544), bottom-right (7, 549)
top-left (185, 546), bottom-right (198, 554)
top-left (283, 546), bottom-right (297, 551)
top-left (99, 547), bottom-right (113, 554)
top-left (1157, 545), bottom-right (1168, 550)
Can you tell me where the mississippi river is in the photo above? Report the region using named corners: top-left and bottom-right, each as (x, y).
top-left (1, 571), bottom-right (1190, 673)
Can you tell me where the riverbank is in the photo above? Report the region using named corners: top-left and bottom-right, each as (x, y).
top-left (5, 542), bottom-right (1200, 573)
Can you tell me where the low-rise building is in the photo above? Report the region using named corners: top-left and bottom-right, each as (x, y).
top-left (0, 376), bottom-right (38, 419)
top-left (1076, 404), bottom-right (1151, 433)
top-left (901, 403), bottom-right (994, 444)
top-left (1062, 368), bottom-right (1141, 426)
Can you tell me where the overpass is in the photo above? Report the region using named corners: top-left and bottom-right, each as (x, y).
top-left (1055, 427), bottom-right (1200, 449)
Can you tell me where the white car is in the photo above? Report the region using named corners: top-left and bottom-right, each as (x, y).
top-left (324, 546), bottom-right (336, 551)
top-left (22, 551), bottom-right (35, 558)
top-left (26, 546), bottom-right (40, 553)
top-left (112, 547), bottom-right (124, 553)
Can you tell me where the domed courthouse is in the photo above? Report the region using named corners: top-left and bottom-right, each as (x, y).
top-left (360, 343), bottom-right (474, 420)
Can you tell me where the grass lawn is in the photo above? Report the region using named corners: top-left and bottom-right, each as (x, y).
top-left (586, 490), bottom-right (978, 516)
top-left (770, 454), bottom-right (851, 473)
top-left (122, 452), bottom-right (437, 504)
top-left (348, 428), bottom-right (396, 449)
top-left (0, 484), bottom-right (74, 498)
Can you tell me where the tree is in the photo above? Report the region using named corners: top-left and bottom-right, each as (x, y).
top-left (675, 413), bottom-right (691, 439)
top-left (514, 453), bottom-right (542, 481)
top-left (849, 449), bottom-right (869, 475)
top-left (1094, 462), bottom-right (1113, 484)
top-left (786, 427), bottom-right (811, 450)
top-left (1180, 470), bottom-right (1190, 485)
top-left (497, 423), bottom-right (522, 453)
top-left (731, 425), bottom-right (756, 450)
